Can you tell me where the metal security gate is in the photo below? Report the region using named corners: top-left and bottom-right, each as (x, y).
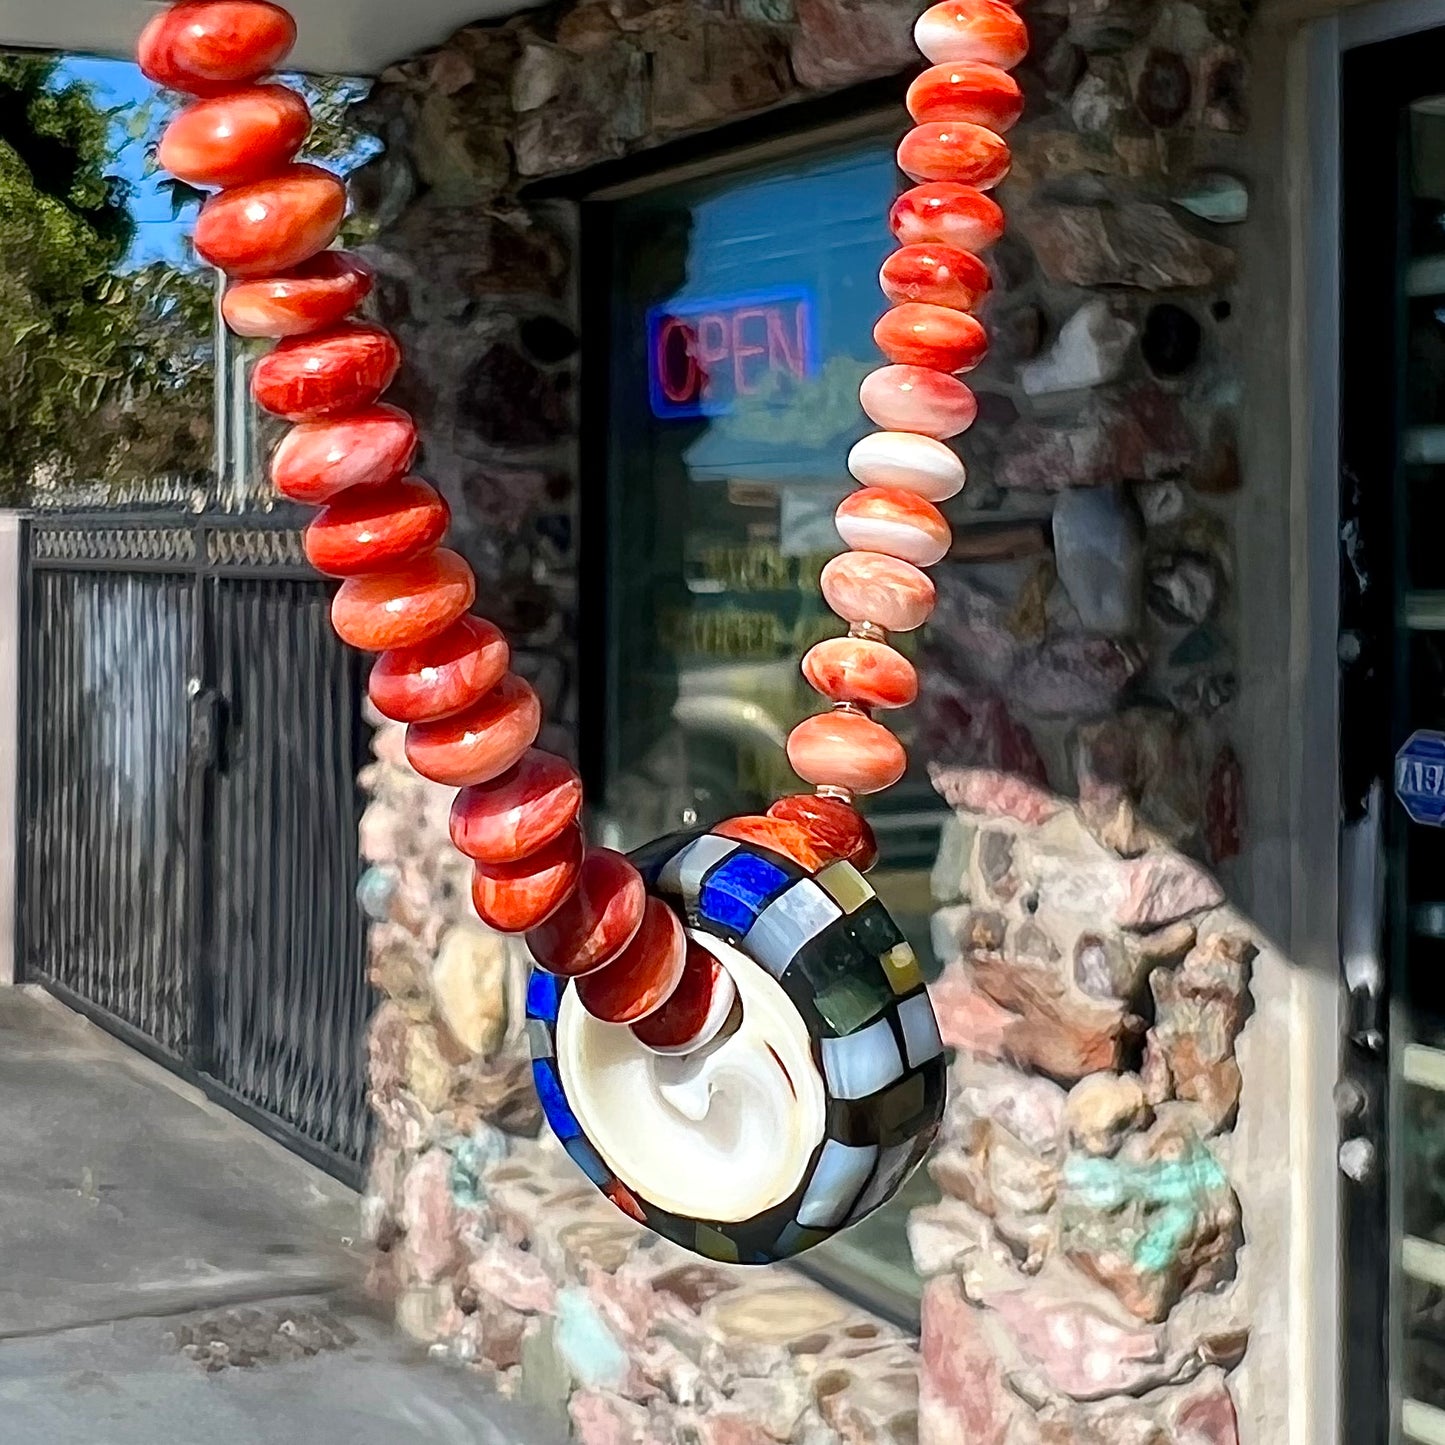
top-left (16, 517), bottom-right (373, 1183)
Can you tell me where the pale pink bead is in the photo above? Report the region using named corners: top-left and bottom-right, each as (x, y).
top-left (821, 551), bottom-right (937, 632)
top-left (802, 637), bottom-right (918, 710)
top-left (880, 243), bottom-right (991, 312)
top-left (890, 183), bottom-right (1005, 253)
top-left (897, 122), bottom-right (1011, 190)
top-left (859, 365), bottom-right (977, 439)
top-left (787, 711), bottom-right (908, 795)
top-left (835, 487), bottom-right (951, 567)
top-left (914, 0), bottom-right (1029, 69)
top-left (847, 431), bottom-right (966, 501)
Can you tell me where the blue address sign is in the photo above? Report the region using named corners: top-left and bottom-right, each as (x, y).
top-left (1395, 729), bottom-right (1445, 826)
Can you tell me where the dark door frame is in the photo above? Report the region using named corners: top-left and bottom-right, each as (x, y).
top-left (1339, 24), bottom-right (1445, 1443)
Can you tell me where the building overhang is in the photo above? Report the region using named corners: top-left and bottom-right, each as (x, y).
top-left (0, 0), bottom-right (528, 76)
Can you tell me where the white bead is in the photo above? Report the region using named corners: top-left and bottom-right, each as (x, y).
top-left (835, 510), bottom-right (951, 568)
top-left (848, 431), bottom-right (966, 501)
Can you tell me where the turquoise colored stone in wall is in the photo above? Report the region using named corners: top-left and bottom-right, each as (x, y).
top-left (1058, 1128), bottom-right (1240, 1323)
top-left (449, 1127), bottom-right (511, 1208)
top-left (355, 865), bottom-right (398, 922)
top-left (554, 1287), bottom-right (630, 1391)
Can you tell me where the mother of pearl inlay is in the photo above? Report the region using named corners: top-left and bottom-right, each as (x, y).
top-left (556, 931), bottom-right (826, 1223)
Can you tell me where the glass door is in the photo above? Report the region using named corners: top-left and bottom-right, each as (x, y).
top-left (581, 126), bottom-right (942, 1324)
top-left (1342, 29), bottom-right (1445, 1445)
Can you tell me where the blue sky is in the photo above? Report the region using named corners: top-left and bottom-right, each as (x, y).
top-left (47, 58), bottom-right (379, 272)
top-left (52, 55), bottom-right (197, 271)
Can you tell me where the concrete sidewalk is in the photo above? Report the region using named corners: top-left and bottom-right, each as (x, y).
top-left (0, 986), bottom-right (558, 1445)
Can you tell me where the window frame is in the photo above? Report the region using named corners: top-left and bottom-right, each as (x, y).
top-left (575, 101), bottom-right (932, 1330)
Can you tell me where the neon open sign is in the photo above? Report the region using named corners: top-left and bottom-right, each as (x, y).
top-left (646, 287), bottom-right (818, 420)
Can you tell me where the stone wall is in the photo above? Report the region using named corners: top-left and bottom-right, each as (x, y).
top-left (361, 735), bottom-right (930, 1441)
top-left (918, 811), bottom-right (1265, 1443)
top-left (902, 0), bottom-right (1284, 1438)
top-left (352, 0), bottom-right (1292, 1440)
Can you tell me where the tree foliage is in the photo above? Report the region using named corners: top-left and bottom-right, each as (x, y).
top-left (0, 60), bottom-right (380, 506)
top-left (283, 74), bottom-right (378, 173)
top-left (0, 55), bottom-right (213, 504)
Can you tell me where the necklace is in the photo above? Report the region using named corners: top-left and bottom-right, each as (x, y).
top-left (140, 0), bottom-right (1026, 1264)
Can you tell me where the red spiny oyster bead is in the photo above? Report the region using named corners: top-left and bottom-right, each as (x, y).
top-left (194, 164), bottom-right (346, 278)
top-left (914, 0), bottom-right (1029, 69)
top-left (821, 551), bottom-right (937, 632)
top-left (714, 815), bottom-right (829, 871)
top-left (472, 825), bottom-right (584, 934)
top-left (787, 711), bottom-right (908, 795)
top-left (404, 674), bottom-right (542, 788)
top-left (836, 485), bottom-right (952, 566)
top-left (138, 1), bottom-right (296, 96)
top-left (251, 324), bottom-right (401, 423)
top-left (158, 85), bottom-right (309, 187)
top-left (575, 897), bottom-right (687, 1024)
top-left (331, 548), bottom-right (475, 651)
top-left (223, 252), bottom-right (374, 339)
top-left (898, 122), bottom-right (1011, 189)
top-left (890, 183), bottom-right (1004, 252)
top-left (768, 793), bottom-right (878, 872)
top-left (802, 637), bottom-right (919, 710)
top-left (526, 848), bottom-right (647, 978)
top-left (449, 749), bottom-right (583, 864)
top-left (874, 303), bottom-right (988, 373)
top-left (304, 477), bottom-right (449, 577)
top-left (859, 365), bottom-right (978, 439)
top-left (631, 938), bottom-right (738, 1054)
top-left (368, 616), bottom-right (508, 724)
top-left (880, 243), bottom-right (991, 312)
top-left (270, 406), bottom-right (418, 503)
top-left (847, 431), bottom-right (966, 501)
top-left (907, 61), bottom-right (1024, 129)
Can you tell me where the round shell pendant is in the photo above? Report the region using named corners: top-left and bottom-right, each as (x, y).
top-left (526, 829), bottom-right (946, 1264)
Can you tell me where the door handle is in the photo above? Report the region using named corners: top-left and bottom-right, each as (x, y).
top-left (1340, 779), bottom-right (1387, 1055)
top-left (187, 679), bottom-right (221, 772)
top-left (1338, 781), bottom-right (1386, 1185)
top-left (1339, 1136), bottom-right (1378, 1183)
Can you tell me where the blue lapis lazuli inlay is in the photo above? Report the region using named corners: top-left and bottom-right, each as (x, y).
top-left (699, 851), bottom-right (791, 935)
top-left (526, 968), bottom-right (563, 1022)
top-left (565, 1135), bottom-right (614, 1188)
top-left (532, 1059), bottom-right (581, 1141)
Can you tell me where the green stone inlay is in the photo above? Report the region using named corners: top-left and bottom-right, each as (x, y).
top-left (694, 1223), bottom-right (741, 1264)
top-left (880, 942), bottom-right (924, 995)
top-left (814, 971), bottom-right (891, 1035)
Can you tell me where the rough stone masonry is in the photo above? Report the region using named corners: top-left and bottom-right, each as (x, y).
top-left (349, 0), bottom-right (1277, 1439)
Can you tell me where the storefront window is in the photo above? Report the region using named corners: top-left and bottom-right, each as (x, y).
top-left (589, 130), bottom-right (942, 1318)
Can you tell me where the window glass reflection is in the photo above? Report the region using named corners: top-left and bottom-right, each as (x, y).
top-left (597, 132), bottom-right (946, 1316)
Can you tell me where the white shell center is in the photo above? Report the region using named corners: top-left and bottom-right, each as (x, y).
top-left (555, 930), bottom-right (826, 1223)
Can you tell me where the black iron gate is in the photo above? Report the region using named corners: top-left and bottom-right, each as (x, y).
top-left (17, 516), bottom-right (373, 1183)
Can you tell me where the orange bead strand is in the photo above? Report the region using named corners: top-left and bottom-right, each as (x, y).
top-left (148, 0), bottom-right (1026, 1032)
top-left (142, 0), bottom-right (614, 983)
top-left (790, 0), bottom-right (1021, 806)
